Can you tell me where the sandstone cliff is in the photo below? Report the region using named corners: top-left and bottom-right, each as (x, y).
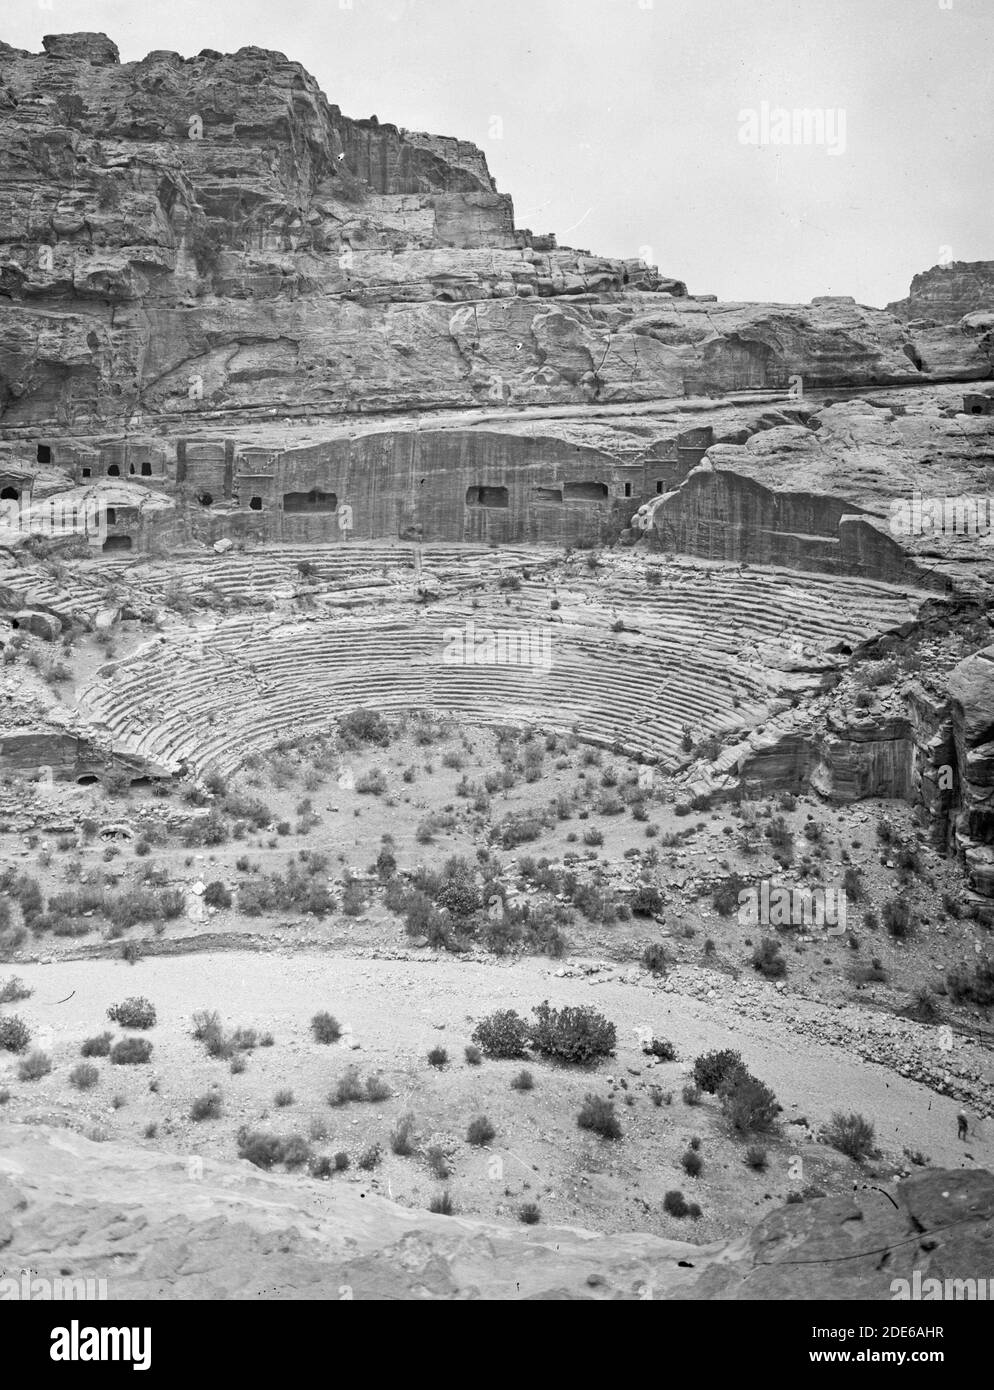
top-left (0, 34), bottom-right (989, 433)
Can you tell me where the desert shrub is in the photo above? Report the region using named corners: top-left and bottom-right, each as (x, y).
top-left (946, 958), bottom-right (994, 1008)
top-left (81, 1032), bottom-right (112, 1057)
top-left (631, 884), bottom-right (664, 917)
top-left (110, 1038), bottom-right (153, 1065)
top-left (751, 938), bottom-right (787, 979)
top-left (390, 1113), bottom-right (417, 1156)
top-left (906, 988), bottom-right (943, 1024)
top-left (429, 1190), bottom-right (454, 1215)
top-left (339, 708), bottom-right (390, 748)
top-left (190, 1091), bottom-right (223, 1121)
top-left (107, 997), bottom-right (156, 1029)
top-left (681, 1149), bottom-right (704, 1177)
top-left (333, 1152), bottom-right (350, 1172)
top-left (641, 943), bottom-right (672, 975)
top-left (311, 1012), bottom-right (342, 1044)
top-left (529, 1001), bottom-right (616, 1065)
top-left (712, 872), bottom-right (747, 916)
top-left (745, 1144), bottom-right (768, 1171)
top-left (883, 898), bottom-right (913, 939)
top-left (464, 1044), bottom-right (483, 1066)
top-left (427, 1046), bottom-right (449, 1069)
top-left (237, 1128), bottom-right (285, 1170)
top-left (466, 1115), bottom-right (496, 1146)
top-left (471, 1009), bottom-right (530, 1060)
top-left (18, 1050), bottom-right (52, 1081)
top-left (510, 1069), bottom-right (534, 1092)
top-left (281, 1135), bottom-right (313, 1170)
top-left (357, 1143), bottom-right (382, 1171)
top-left (692, 1048), bottom-right (744, 1094)
top-left (643, 1037), bottom-right (677, 1061)
top-left (274, 1088), bottom-right (294, 1108)
top-left (203, 881), bottom-right (232, 909)
top-left (69, 1062), bottom-right (99, 1091)
top-left (577, 1094), bottom-right (621, 1140)
top-left (496, 812), bottom-right (544, 849)
top-left (328, 1067), bottom-right (390, 1106)
top-left (663, 1190), bottom-right (689, 1218)
top-left (518, 1202), bottom-right (541, 1224)
top-left (823, 1111), bottom-right (876, 1162)
top-left (682, 1083), bottom-right (702, 1106)
top-left (0, 977), bottom-right (31, 1004)
top-left (375, 846), bottom-right (397, 881)
top-left (368, 1073), bottom-right (393, 1102)
top-left (0, 1016), bottom-right (31, 1053)
top-left (719, 1066), bottom-right (780, 1135)
top-left (355, 769), bottom-right (387, 796)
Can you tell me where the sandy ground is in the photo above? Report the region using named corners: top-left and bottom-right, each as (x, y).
top-left (2, 949), bottom-right (989, 1240)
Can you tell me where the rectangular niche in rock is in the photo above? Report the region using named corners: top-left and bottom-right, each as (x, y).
top-left (466, 486), bottom-right (509, 508)
top-left (282, 489), bottom-right (339, 512)
top-left (563, 481), bottom-right (609, 502)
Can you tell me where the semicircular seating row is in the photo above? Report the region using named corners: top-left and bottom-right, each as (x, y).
top-left (76, 560), bottom-right (924, 776)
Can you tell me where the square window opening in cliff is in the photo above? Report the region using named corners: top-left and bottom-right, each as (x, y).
top-left (197, 492), bottom-right (214, 507)
top-left (81, 468), bottom-right (92, 479)
top-left (0, 487), bottom-right (19, 502)
top-left (624, 483), bottom-right (633, 498)
top-left (249, 496), bottom-right (263, 511)
top-left (129, 464), bottom-right (136, 475)
top-left (283, 489), bottom-right (338, 513)
top-left (466, 486), bottom-right (509, 509)
top-left (656, 482), bottom-right (665, 494)
top-left (36, 445), bottom-right (51, 464)
top-left (107, 464), bottom-right (120, 477)
top-left (103, 535), bottom-right (132, 553)
top-left (140, 462), bottom-right (152, 476)
top-left (564, 482), bottom-right (609, 503)
top-left (533, 487), bottom-right (563, 504)
top-left (105, 508), bottom-right (117, 526)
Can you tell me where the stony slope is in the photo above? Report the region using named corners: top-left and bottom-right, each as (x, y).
top-left (0, 1121), bottom-right (990, 1299)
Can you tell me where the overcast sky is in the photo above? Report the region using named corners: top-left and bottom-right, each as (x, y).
top-left (6, 0), bottom-right (992, 305)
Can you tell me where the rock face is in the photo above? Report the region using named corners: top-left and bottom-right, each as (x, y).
top-left (948, 646), bottom-right (994, 900)
top-left (887, 261), bottom-right (994, 326)
top-left (0, 1121), bottom-right (990, 1300)
top-left (0, 34), bottom-right (988, 439)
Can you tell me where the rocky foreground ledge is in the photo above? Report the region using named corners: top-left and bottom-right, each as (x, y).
top-left (0, 1123), bottom-right (990, 1299)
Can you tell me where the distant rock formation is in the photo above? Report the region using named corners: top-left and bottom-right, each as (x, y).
top-left (887, 260), bottom-right (994, 327)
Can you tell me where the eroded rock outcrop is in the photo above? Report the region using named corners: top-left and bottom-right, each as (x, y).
top-left (948, 646), bottom-right (994, 900)
top-left (887, 260), bottom-right (994, 327)
top-left (0, 36), bottom-right (988, 433)
top-left (0, 1122), bottom-right (990, 1300)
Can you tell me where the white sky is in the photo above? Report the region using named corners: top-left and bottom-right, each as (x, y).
top-left (6, 0), bottom-right (992, 305)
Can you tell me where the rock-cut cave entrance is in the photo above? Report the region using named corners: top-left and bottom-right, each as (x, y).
top-left (283, 489), bottom-right (338, 513)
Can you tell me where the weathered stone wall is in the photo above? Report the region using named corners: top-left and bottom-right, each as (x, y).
top-left (651, 468), bottom-right (949, 589)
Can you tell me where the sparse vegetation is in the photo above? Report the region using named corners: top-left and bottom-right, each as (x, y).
top-left (106, 997), bottom-right (157, 1030)
top-left (577, 1094), bottom-right (621, 1140)
top-left (823, 1111), bottom-right (876, 1162)
top-left (311, 1012), bottom-right (342, 1044)
top-left (466, 1115), bottom-right (496, 1146)
top-left (18, 1050), bottom-right (52, 1081)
